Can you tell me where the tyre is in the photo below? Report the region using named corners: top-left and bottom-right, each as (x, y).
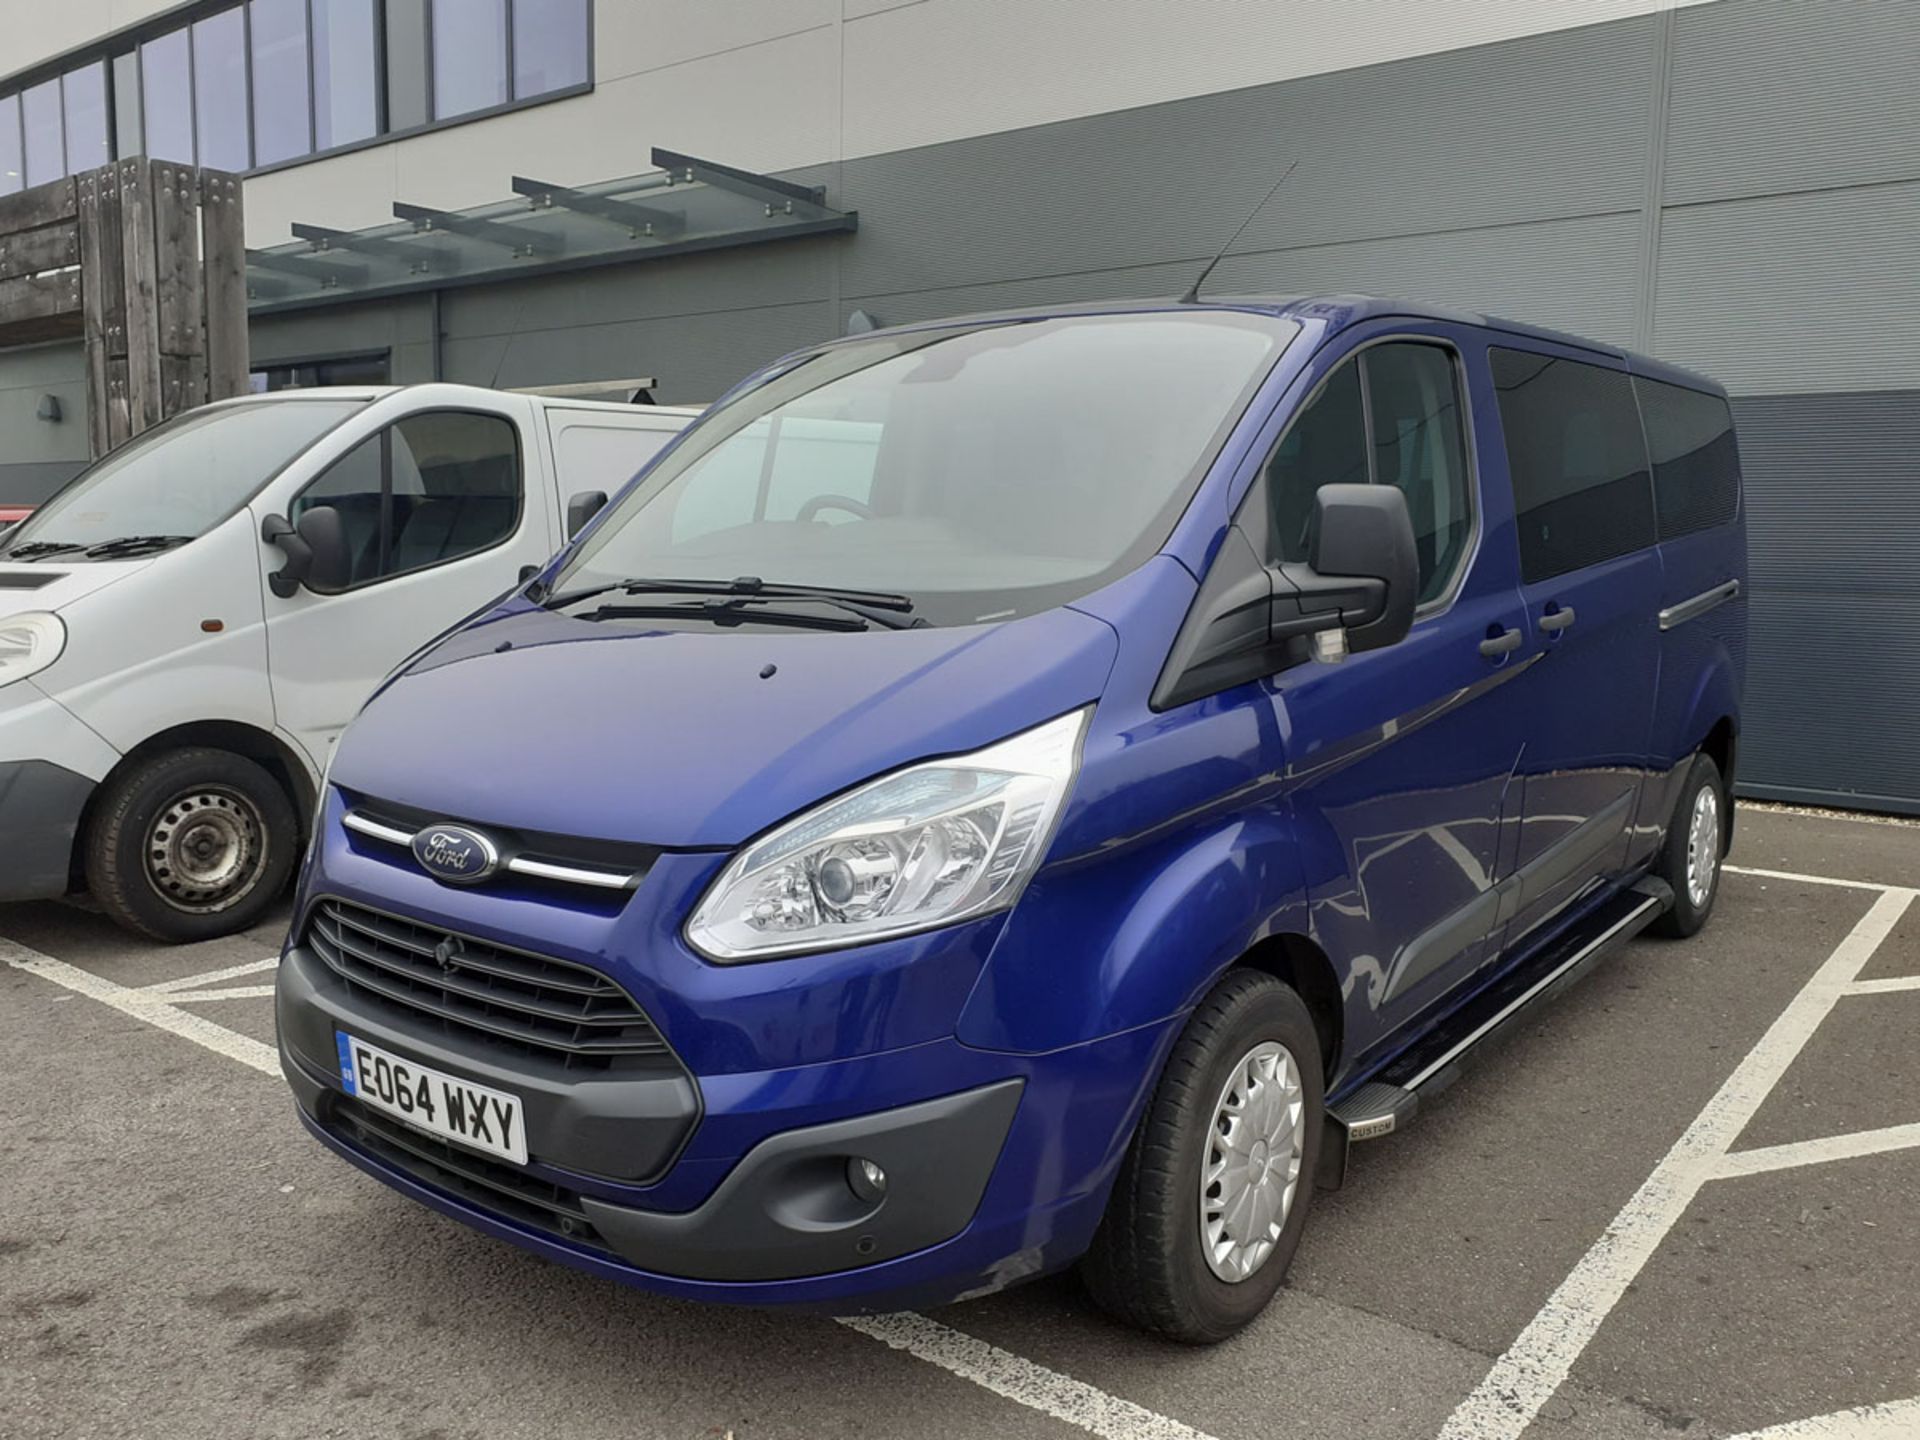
top-left (1081, 970), bottom-right (1324, 1343)
top-left (1650, 752), bottom-right (1726, 939)
top-left (84, 747), bottom-right (298, 944)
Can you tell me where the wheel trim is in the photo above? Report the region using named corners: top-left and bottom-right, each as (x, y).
top-left (145, 785), bottom-right (270, 915)
top-left (1200, 1039), bottom-right (1306, 1284)
top-left (1685, 783), bottom-right (1720, 910)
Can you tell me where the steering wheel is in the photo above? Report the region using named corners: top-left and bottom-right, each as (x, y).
top-left (795, 494), bottom-right (875, 523)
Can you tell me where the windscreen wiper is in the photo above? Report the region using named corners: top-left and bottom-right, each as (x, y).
top-left (582, 597), bottom-right (873, 633)
top-left (82, 534), bottom-right (194, 559)
top-left (550, 575), bottom-right (925, 629)
top-left (1, 540), bottom-right (88, 562)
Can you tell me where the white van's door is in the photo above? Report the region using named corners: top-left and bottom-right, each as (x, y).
top-left (249, 396), bottom-right (556, 772)
top-left (541, 408), bottom-right (691, 535)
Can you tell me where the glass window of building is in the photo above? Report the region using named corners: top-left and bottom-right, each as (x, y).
top-left (61, 62), bottom-right (111, 174)
top-left (193, 9), bottom-right (252, 170)
top-left (513, 0), bottom-right (590, 98)
top-left (0, 95), bottom-right (22, 196)
top-left (22, 79), bottom-right (64, 186)
top-left (313, 0), bottom-right (381, 149)
top-left (250, 0), bottom-right (313, 166)
top-left (142, 29), bottom-right (195, 164)
top-left (432, 0), bottom-right (510, 120)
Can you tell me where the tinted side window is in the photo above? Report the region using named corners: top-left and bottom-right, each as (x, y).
top-left (1491, 348), bottom-right (1654, 583)
top-left (293, 412), bottom-right (521, 587)
top-left (1365, 343), bottom-right (1472, 604)
top-left (1635, 376), bottom-right (1739, 540)
top-left (1261, 359), bottom-right (1367, 564)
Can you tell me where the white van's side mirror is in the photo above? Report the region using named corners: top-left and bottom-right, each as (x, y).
top-left (263, 509), bottom-right (353, 598)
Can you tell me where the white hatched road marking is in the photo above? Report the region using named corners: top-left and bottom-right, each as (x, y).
top-left (1437, 881), bottom-right (1919, 1440)
top-left (139, 956), bottom-right (280, 993)
top-left (1848, 975), bottom-right (1920, 996)
top-left (1725, 1396), bottom-right (1920, 1439)
top-left (152, 984), bottom-right (279, 1003)
top-left (1712, 1122), bottom-right (1920, 1181)
top-left (1724, 864), bottom-right (1892, 892)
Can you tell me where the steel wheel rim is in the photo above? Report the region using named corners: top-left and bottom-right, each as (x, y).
top-left (145, 785), bottom-right (269, 914)
top-left (1685, 783), bottom-right (1720, 909)
top-left (1199, 1039), bottom-right (1306, 1284)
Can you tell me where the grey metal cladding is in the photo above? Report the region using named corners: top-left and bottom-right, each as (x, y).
top-left (1732, 393), bottom-right (1920, 601)
top-left (836, 16), bottom-right (1655, 303)
top-left (1653, 180), bottom-right (1920, 394)
top-left (1733, 391), bottom-right (1920, 815)
top-left (1207, 211), bottom-right (1644, 347)
top-left (1741, 592), bottom-right (1920, 816)
top-left (1666, 0), bottom-right (1920, 206)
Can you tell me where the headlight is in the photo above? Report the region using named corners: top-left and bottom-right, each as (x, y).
top-left (0, 612), bottom-right (66, 689)
top-left (686, 707), bottom-right (1090, 961)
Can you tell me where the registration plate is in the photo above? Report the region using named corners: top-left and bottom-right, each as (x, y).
top-left (335, 1033), bottom-right (528, 1165)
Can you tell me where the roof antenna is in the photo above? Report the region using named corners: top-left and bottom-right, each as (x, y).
top-left (1178, 159), bottom-right (1299, 305)
top-left (485, 295), bottom-right (533, 388)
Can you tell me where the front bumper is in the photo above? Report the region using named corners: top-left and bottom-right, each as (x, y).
top-left (0, 681), bottom-right (121, 903)
top-left (278, 940), bottom-right (1175, 1310)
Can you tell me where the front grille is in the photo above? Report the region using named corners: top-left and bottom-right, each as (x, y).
top-left (307, 898), bottom-right (672, 1072)
top-left (328, 1095), bottom-right (609, 1252)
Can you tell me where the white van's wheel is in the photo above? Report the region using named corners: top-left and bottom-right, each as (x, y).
top-left (84, 748), bottom-right (297, 943)
top-left (1081, 970), bottom-right (1323, 1343)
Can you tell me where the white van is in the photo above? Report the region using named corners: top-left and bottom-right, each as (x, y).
top-left (0, 384), bottom-right (697, 942)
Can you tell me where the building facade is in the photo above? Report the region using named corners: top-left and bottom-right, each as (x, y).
top-left (3, 0), bottom-right (1917, 813)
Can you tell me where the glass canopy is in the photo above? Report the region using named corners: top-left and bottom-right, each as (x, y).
top-left (244, 147), bottom-right (855, 313)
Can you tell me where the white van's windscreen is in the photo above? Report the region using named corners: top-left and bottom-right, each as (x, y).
top-left (555, 312), bottom-right (1296, 626)
top-left (0, 398), bottom-right (367, 561)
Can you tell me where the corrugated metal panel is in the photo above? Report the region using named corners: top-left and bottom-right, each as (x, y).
top-left (1652, 179), bottom-right (1920, 395)
top-left (1665, 0), bottom-right (1920, 207)
top-left (1732, 392), bottom-right (1920, 814)
top-left (838, 17), bottom-right (1654, 302)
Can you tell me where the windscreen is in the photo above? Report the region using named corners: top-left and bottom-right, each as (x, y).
top-left (1, 398), bottom-right (366, 559)
top-left (556, 312), bottom-right (1294, 625)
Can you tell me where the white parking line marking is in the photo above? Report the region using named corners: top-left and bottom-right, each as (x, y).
top-left (1726, 1395), bottom-right (1920, 1439)
top-left (840, 1313), bottom-right (1223, 1440)
top-left (1848, 975), bottom-right (1920, 996)
top-left (2, 939), bottom-right (280, 1077)
top-left (5, 935), bottom-right (1208, 1440)
top-left (140, 956), bottom-right (280, 993)
top-left (153, 984), bottom-right (278, 1004)
top-left (1437, 884), bottom-right (1916, 1440)
top-left (1714, 1122), bottom-right (1920, 1181)
top-left (1724, 864), bottom-right (1894, 893)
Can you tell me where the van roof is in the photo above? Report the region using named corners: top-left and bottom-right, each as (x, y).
top-left (200, 385), bottom-right (705, 420)
top-left (825, 293), bottom-right (1727, 396)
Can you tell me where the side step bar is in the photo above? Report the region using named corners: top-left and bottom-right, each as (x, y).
top-left (1319, 878), bottom-right (1671, 1184)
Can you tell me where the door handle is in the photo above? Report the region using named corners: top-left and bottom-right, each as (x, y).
top-left (1479, 626), bottom-right (1523, 658)
top-left (1538, 606), bottom-right (1577, 634)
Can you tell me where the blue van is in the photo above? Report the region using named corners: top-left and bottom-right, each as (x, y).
top-left (274, 295), bottom-right (1745, 1342)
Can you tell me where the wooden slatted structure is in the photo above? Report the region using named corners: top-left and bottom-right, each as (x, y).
top-left (0, 160), bottom-right (246, 458)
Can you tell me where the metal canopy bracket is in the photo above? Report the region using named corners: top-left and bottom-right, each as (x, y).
top-left (245, 149), bottom-right (856, 315)
top-left (392, 201), bottom-right (561, 257)
top-left (508, 176), bottom-right (686, 239)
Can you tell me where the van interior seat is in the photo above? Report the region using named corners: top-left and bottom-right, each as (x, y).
top-left (391, 457), bottom-right (519, 573)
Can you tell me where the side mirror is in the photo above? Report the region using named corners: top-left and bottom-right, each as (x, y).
top-left (1273, 484), bottom-right (1418, 654)
top-left (566, 490), bottom-right (608, 539)
top-left (263, 507), bottom-right (351, 598)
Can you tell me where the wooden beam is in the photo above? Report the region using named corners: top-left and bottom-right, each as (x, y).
top-left (152, 162), bottom-right (205, 379)
top-left (77, 169), bottom-right (113, 458)
top-left (0, 270), bottom-right (83, 326)
top-left (199, 170), bottom-right (248, 400)
top-left (0, 177), bottom-right (79, 234)
top-left (117, 159), bottom-right (164, 435)
top-left (0, 221), bottom-right (79, 284)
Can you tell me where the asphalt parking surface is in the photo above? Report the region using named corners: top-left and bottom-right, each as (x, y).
top-left (2, 806), bottom-right (1916, 1440)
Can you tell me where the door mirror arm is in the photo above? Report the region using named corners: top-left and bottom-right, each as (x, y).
top-left (262, 514), bottom-right (312, 599)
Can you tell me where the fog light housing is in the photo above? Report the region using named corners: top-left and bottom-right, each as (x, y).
top-left (847, 1157), bottom-right (887, 1205)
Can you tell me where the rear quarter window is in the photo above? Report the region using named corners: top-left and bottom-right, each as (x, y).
top-left (1634, 376), bottom-right (1740, 540)
top-left (1490, 347), bottom-right (1655, 583)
